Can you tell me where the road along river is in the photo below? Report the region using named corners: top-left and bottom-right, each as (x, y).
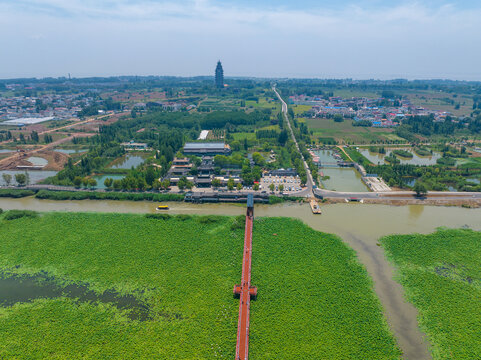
top-left (1, 197), bottom-right (480, 359)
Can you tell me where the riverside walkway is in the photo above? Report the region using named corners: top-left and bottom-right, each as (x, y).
top-left (233, 194), bottom-right (257, 360)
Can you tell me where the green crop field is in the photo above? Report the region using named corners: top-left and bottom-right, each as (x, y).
top-left (381, 229), bottom-right (481, 359)
top-left (306, 117), bottom-right (404, 144)
top-left (0, 212), bottom-right (400, 359)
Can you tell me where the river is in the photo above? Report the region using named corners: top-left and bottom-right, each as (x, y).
top-left (1, 197), bottom-right (480, 359)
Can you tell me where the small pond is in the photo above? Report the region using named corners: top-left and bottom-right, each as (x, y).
top-left (27, 157), bottom-right (48, 167)
top-left (321, 167), bottom-right (369, 192)
top-left (359, 148), bottom-right (442, 166)
top-left (313, 149), bottom-right (340, 164)
top-left (109, 154), bottom-right (147, 169)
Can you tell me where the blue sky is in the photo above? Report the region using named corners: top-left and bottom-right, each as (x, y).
top-left (0, 1), bottom-right (480, 80)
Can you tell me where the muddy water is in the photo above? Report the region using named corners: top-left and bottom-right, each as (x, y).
top-left (0, 272), bottom-right (150, 320)
top-left (1, 198), bottom-right (481, 359)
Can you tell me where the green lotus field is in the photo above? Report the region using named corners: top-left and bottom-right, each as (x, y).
top-left (0, 211), bottom-right (400, 359)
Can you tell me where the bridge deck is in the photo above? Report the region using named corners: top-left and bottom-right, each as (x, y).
top-left (235, 202), bottom-right (255, 360)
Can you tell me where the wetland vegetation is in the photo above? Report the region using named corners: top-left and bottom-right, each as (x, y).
top-left (382, 229), bottom-right (481, 359)
top-left (0, 211), bottom-right (400, 359)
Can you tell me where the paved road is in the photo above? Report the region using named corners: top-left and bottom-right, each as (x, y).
top-left (273, 86), bottom-right (314, 198)
top-left (315, 188), bottom-right (481, 200)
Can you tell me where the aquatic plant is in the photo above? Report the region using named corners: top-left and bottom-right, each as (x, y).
top-left (382, 229), bottom-right (481, 359)
top-left (0, 213), bottom-right (400, 359)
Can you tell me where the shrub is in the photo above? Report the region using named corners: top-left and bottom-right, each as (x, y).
top-left (175, 214), bottom-right (192, 221)
top-left (145, 213), bottom-right (171, 220)
top-left (198, 215), bottom-right (222, 224)
top-left (3, 210), bottom-right (38, 220)
top-left (0, 189), bottom-right (35, 198)
top-left (35, 190), bottom-right (184, 202)
top-left (230, 215), bottom-right (246, 231)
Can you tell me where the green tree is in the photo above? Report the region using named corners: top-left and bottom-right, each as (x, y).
top-left (227, 177), bottom-right (235, 191)
top-left (145, 167), bottom-right (156, 186)
top-left (103, 177), bottom-right (113, 189)
top-left (2, 173), bottom-right (12, 186)
top-left (137, 178), bottom-right (147, 191)
top-left (333, 114), bottom-right (344, 122)
top-left (30, 131), bottom-right (39, 143)
top-left (152, 179), bottom-right (162, 191)
top-left (177, 178), bottom-right (186, 191)
top-left (15, 173), bottom-right (27, 186)
top-left (414, 182), bottom-right (428, 197)
top-left (113, 179), bottom-right (122, 191)
top-left (211, 178), bottom-right (221, 189)
top-left (161, 178), bottom-right (171, 190)
top-left (278, 130), bottom-right (289, 146)
top-left (252, 152), bottom-right (265, 166)
top-left (73, 176), bottom-right (83, 188)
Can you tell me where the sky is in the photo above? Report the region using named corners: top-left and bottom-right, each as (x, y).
top-left (0, 0), bottom-right (481, 80)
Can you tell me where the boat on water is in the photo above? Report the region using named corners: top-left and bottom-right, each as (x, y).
top-left (310, 200), bottom-right (322, 214)
top-left (156, 205), bottom-right (169, 210)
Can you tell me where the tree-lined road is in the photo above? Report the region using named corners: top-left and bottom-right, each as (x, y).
top-left (273, 86), bottom-right (314, 198)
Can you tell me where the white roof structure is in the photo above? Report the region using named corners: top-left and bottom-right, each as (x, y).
top-left (198, 130), bottom-right (210, 140)
top-left (1, 117), bottom-right (55, 126)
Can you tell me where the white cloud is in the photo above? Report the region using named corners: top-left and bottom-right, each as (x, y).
top-left (0, 1), bottom-right (480, 79)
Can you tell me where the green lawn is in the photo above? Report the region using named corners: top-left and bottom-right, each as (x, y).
top-left (0, 212), bottom-right (401, 359)
top-left (382, 229), bottom-right (481, 360)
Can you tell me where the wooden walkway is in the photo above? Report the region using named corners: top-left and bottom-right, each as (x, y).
top-left (233, 195), bottom-right (257, 360)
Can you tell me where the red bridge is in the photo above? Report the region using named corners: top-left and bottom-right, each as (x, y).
top-left (233, 194), bottom-right (257, 360)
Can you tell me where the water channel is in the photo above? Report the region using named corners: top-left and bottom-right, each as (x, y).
top-left (1, 197), bottom-right (480, 359)
top-left (359, 148), bottom-right (442, 166)
top-left (314, 149), bottom-right (369, 192)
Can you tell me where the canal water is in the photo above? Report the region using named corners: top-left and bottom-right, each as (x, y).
top-left (314, 149), bottom-right (369, 192)
top-left (1, 198), bottom-right (481, 359)
top-left (359, 148), bottom-right (442, 166)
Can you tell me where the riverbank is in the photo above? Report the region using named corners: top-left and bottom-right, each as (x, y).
top-left (322, 197), bottom-right (481, 208)
top-left (0, 188), bottom-right (304, 205)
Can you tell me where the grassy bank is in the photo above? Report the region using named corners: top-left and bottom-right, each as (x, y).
top-left (381, 229), bottom-right (481, 359)
top-left (344, 147), bottom-right (373, 166)
top-left (0, 189), bottom-right (35, 198)
top-left (392, 149), bottom-right (414, 159)
top-left (0, 212), bottom-right (401, 359)
top-left (34, 189), bottom-right (184, 202)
